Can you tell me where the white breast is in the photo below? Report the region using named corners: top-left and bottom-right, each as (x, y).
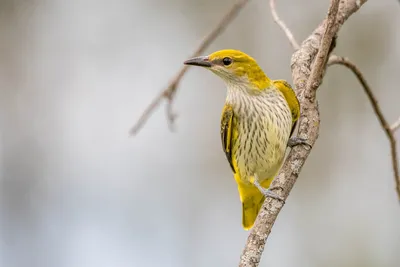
top-left (226, 85), bottom-right (292, 183)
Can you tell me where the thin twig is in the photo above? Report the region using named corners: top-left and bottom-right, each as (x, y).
top-left (391, 117), bottom-right (400, 132)
top-left (129, 0), bottom-right (251, 136)
top-left (269, 0), bottom-right (343, 70)
top-left (269, 0), bottom-right (300, 50)
top-left (328, 56), bottom-right (400, 200)
top-left (129, 69), bottom-right (185, 135)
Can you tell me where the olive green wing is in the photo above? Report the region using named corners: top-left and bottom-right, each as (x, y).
top-left (273, 80), bottom-right (300, 136)
top-left (220, 104), bottom-right (235, 173)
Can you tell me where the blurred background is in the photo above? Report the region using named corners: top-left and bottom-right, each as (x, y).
top-left (0, 0), bottom-right (399, 266)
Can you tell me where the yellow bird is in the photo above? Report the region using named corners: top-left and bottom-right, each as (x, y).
top-left (184, 49), bottom-right (306, 230)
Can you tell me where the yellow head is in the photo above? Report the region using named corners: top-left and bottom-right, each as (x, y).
top-left (184, 49), bottom-right (271, 90)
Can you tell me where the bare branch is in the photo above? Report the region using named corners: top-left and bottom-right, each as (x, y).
top-left (129, 0), bottom-right (251, 136)
top-left (129, 69), bottom-right (186, 135)
top-left (391, 117), bottom-right (400, 132)
top-left (306, 1), bottom-right (340, 92)
top-left (239, 0), bottom-right (368, 266)
top-left (328, 55), bottom-right (400, 200)
top-left (269, 0), bottom-right (300, 50)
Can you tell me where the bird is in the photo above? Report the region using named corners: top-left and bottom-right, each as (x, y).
top-left (184, 49), bottom-right (307, 230)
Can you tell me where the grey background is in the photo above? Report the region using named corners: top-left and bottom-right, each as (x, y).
top-left (0, 0), bottom-right (399, 266)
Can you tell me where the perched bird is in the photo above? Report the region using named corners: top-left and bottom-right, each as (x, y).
top-left (184, 49), bottom-right (306, 230)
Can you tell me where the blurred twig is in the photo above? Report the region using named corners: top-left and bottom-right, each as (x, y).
top-left (239, 0), bottom-right (368, 266)
top-left (129, 0), bottom-right (251, 136)
top-left (328, 56), bottom-right (400, 200)
top-left (269, 0), bottom-right (300, 50)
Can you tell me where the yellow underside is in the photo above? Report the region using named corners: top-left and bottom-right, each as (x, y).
top-left (230, 126), bottom-right (280, 230)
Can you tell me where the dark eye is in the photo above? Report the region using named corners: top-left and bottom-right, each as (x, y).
top-left (222, 57), bottom-right (232, 66)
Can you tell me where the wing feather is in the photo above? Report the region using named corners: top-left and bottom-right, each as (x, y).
top-left (273, 80), bottom-right (300, 136)
top-left (220, 104), bottom-right (235, 173)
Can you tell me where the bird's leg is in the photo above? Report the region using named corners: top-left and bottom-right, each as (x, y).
top-left (287, 136), bottom-right (312, 150)
top-left (252, 174), bottom-right (285, 202)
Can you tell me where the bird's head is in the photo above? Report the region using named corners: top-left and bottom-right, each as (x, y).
top-left (184, 49), bottom-right (271, 90)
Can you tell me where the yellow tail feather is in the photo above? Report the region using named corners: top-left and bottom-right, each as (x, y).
top-left (239, 178), bottom-right (273, 230)
top-left (242, 192), bottom-right (265, 230)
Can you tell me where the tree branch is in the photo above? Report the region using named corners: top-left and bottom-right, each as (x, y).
top-left (129, 0), bottom-right (251, 136)
top-left (306, 1), bottom-right (340, 92)
top-left (328, 55), bottom-right (400, 200)
top-left (239, 0), bottom-right (368, 266)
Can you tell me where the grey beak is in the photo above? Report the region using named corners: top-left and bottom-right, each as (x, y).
top-left (184, 56), bottom-right (212, 67)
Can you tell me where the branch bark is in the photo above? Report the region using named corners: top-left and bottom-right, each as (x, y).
top-left (239, 0), bottom-right (368, 266)
top-left (129, 0), bottom-right (251, 135)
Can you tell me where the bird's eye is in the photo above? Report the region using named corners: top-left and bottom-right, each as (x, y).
top-left (222, 57), bottom-right (232, 66)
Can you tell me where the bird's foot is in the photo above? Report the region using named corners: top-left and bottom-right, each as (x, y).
top-left (252, 177), bottom-right (285, 203)
top-left (287, 136), bottom-right (312, 150)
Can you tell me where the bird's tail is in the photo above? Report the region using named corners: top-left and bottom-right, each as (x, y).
top-left (240, 178), bottom-right (273, 230)
top-left (242, 192), bottom-right (265, 230)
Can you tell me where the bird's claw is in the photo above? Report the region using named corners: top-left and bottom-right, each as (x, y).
top-left (263, 189), bottom-right (285, 203)
top-left (288, 136), bottom-right (312, 150)
top-left (253, 178), bottom-right (285, 203)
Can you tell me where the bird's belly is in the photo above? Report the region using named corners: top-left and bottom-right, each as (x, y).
top-left (233, 119), bottom-right (289, 184)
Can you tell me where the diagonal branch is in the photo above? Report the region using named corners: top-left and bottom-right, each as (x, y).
top-left (239, 0), bottom-right (368, 266)
top-left (328, 56), bottom-right (400, 200)
top-left (129, 0), bottom-right (251, 136)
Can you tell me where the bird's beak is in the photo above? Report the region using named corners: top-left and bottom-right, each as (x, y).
top-left (184, 56), bottom-right (212, 67)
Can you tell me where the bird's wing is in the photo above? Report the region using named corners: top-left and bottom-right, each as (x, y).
top-left (220, 104), bottom-right (236, 173)
top-left (273, 80), bottom-right (300, 136)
